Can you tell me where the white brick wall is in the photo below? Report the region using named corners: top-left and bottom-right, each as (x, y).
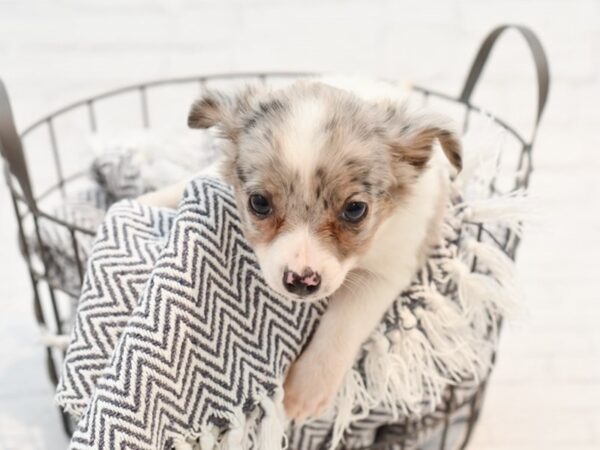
top-left (1, 1), bottom-right (599, 448)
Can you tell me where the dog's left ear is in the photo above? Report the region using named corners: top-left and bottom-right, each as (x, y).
top-left (381, 104), bottom-right (462, 173)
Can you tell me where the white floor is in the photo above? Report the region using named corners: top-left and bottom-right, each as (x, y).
top-left (0, 1), bottom-right (599, 449)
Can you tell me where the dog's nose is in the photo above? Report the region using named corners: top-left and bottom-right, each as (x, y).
top-left (282, 267), bottom-right (321, 297)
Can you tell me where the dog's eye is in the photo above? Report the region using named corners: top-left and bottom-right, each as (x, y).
top-left (249, 194), bottom-right (272, 217)
top-left (341, 201), bottom-right (368, 223)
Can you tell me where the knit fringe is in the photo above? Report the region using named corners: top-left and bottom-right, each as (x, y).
top-left (178, 388), bottom-right (288, 450)
top-left (461, 190), bottom-right (533, 236)
top-left (257, 389), bottom-right (288, 450)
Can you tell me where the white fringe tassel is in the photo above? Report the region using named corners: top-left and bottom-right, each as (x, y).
top-left (461, 190), bottom-right (534, 235)
top-left (199, 426), bottom-right (218, 450)
top-left (173, 436), bottom-right (195, 450)
top-left (257, 388), bottom-right (288, 450)
top-left (223, 412), bottom-right (245, 450)
top-left (331, 369), bottom-right (372, 449)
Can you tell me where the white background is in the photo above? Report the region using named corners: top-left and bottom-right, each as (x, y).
top-left (0, 0), bottom-right (599, 449)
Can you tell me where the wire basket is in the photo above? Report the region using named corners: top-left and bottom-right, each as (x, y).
top-left (0, 24), bottom-right (549, 449)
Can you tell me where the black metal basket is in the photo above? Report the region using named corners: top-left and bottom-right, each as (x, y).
top-left (0, 24), bottom-right (549, 449)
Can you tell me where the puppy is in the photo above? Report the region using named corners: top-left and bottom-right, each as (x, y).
top-left (141, 79), bottom-right (461, 421)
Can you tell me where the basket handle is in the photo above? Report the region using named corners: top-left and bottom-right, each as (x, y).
top-left (459, 24), bottom-right (550, 143)
top-left (0, 78), bottom-right (36, 210)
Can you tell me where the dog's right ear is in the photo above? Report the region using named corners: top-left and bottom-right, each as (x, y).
top-left (188, 91), bottom-right (230, 129)
top-left (188, 86), bottom-right (259, 139)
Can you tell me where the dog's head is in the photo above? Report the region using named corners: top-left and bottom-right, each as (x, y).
top-left (188, 81), bottom-right (461, 301)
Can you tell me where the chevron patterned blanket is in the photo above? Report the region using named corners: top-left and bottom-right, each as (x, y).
top-left (56, 174), bottom-right (520, 450)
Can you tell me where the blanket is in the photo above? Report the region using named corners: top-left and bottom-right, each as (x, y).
top-left (25, 129), bottom-right (218, 299)
top-left (56, 172), bottom-right (521, 449)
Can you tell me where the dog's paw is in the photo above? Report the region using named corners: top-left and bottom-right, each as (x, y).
top-left (283, 351), bottom-right (345, 421)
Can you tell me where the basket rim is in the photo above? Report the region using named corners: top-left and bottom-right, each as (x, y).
top-left (19, 71), bottom-right (527, 147)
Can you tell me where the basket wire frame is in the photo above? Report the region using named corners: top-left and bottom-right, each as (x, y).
top-left (0, 24), bottom-right (549, 449)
